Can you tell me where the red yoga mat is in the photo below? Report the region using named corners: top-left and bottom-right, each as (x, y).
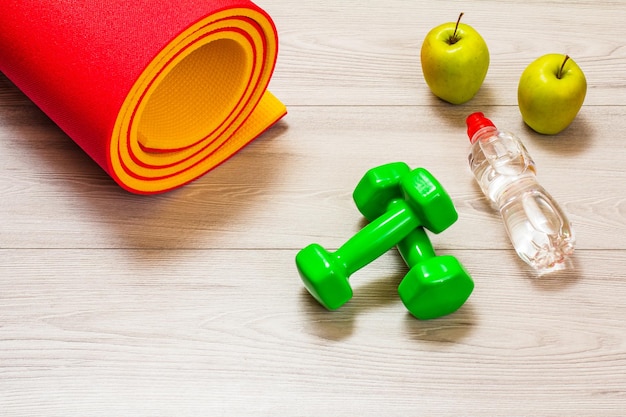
top-left (0, 0), bottom-right (286, 194)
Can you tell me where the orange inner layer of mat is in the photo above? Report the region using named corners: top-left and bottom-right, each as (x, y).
top-left (112, 8), bottom-right (286, 193)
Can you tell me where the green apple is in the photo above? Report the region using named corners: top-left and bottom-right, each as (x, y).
top-left (518, 54), bottom-right (587, 135)
top-left (420, 13), bottom-right (490, 104)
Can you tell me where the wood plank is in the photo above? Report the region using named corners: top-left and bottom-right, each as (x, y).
top-left (0, 102), bottom-right (623, 251)
top-left (0, 248), bottom-right (625, 415)
top-left (263, 0), bottom-right (626, 106)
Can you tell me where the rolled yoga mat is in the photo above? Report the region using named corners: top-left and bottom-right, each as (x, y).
top-left (0, 0), bottom-right (287, 194)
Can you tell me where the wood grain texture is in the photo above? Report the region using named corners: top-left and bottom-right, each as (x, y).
top-left (264, 0), bottom-right (626, 106)
top-left (1, 0), bottom-right (626, 415)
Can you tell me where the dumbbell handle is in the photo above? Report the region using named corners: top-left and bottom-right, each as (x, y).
top-left (334, 199), bottom-right (420, 276)
top-left (396, 227), bottom-right (435, 267)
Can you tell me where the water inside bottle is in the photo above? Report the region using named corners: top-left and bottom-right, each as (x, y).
top-left (469, 130), bottom-right (575, 274)
top-left (500, 182), bottom-right (575, 273)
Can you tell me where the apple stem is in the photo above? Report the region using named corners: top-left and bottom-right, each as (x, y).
top-left (557, 55), bottom-right (570, 79)
top-left (448, 12), bottom-right (464, 45)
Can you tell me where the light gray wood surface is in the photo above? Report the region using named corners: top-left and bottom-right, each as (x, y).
top-left (1, 1), bottom-right (625, 415)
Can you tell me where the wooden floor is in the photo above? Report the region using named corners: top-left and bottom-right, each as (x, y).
top-left (2, 1), bottom-right (626, 415)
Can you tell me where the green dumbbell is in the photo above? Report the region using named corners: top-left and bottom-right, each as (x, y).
top-left (353, 162), bottom-right (473, 319)
top-left (296, 162), bottom-right (458, 311)
top-left (396, 227), bottom-right (474, 320)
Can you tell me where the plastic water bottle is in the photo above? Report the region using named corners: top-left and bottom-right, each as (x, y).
top-left (465, 112), bottom-right (575, 274)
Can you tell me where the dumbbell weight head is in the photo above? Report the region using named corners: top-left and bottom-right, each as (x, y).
top-left (296, 243), bottom-right (352, 310)
top-left (353, 163), bottom-right (458, 234)
top-left (351, 162), bottom-right (411, 221)
top-left (398, 255), bottom-right (474, 320)
top-left (396, 227), bottom-right (474, 320)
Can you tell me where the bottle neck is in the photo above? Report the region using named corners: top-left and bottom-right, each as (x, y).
top-left (470, 126), bottom-right (498, 144)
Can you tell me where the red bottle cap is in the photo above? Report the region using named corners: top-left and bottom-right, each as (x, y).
top-left (466, 112), bottom-right (495, 142)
